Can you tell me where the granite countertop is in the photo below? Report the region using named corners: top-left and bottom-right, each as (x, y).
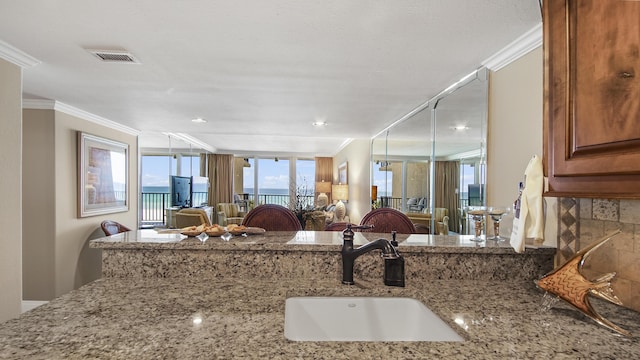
top-left (1, 277), bottom-right (638, 359)
top-left (90, 229), bottom-right (556, 255)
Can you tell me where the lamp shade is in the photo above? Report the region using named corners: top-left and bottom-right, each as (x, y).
top-left (371, 185), bottom-right (378, 201)
top-left (316, 181), bottom-right (331, 194)
top-left (332, 184), bottom-right (349, 201)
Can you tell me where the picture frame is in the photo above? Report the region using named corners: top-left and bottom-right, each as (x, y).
top-left (78, 132), bottom-right (129, 218)
top-left (338, 161), bottom-right (348, 184)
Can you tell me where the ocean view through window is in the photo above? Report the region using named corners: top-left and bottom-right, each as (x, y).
top-left (141, 155), bottom-right (315, 227)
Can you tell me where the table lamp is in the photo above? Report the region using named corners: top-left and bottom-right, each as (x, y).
top-left (316, 180), bottom-right (331, 208)
top-left (332, 184), bottom-right (349, 221)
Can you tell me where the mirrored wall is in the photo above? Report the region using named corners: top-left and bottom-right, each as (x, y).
top-left (371, 68), bottom-right (488, 234)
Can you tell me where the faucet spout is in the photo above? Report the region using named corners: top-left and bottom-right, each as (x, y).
top-left (340, 224), bottom-right (403, 286)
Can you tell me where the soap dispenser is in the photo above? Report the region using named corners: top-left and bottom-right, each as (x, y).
top-left (384, 231), bottom-right (405, 287)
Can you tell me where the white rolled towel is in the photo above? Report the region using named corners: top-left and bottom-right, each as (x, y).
top-left (511, 155), bottom-right (545, 253)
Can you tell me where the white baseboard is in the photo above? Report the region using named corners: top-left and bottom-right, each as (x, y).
top-left (21, 300), bottom-right (48, 313)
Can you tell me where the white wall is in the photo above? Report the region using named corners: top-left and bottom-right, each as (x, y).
top-left (333, 139), bottom-right (371, 224)
top-left (0, 58), bottom-right (23, 322)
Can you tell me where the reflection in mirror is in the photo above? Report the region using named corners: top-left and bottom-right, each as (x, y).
top-left (371, 68), bottom-right (488, 235)
top-left (433, 70), bottom-right (487, 234)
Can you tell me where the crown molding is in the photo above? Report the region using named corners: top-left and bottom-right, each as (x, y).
top-left (23, 99), bottom-right (141, 136)
top-left (482, 22), bottom-right (542, 71)
top-left (0, 39), bottom-right (40, 68)
top-left (22, 99), bottom-right (55, 109)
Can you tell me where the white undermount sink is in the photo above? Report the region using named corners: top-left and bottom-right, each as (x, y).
top-left (284, 296), bottom-right (464, 342)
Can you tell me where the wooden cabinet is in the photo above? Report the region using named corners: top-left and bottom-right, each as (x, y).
top-left (544, 0), bottom-right (640, 198)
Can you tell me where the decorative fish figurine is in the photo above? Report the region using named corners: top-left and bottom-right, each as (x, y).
top-left (536, 229), bottom-right (631, 337)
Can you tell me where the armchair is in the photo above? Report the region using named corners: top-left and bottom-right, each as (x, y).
top-left (175, 208), bottom-right (212, 228)
top-left (405, 207), bottom-right (449, 234)
top-left (217, 203), bottom-right (246, 226)
top-left (436, 215), bottom-right (450, 235)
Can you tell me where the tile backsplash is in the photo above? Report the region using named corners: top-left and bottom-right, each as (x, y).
top-left (556, 198), bottom-right (640, 312)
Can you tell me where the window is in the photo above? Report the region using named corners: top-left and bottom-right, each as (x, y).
top-left (141, 155), bottom-right (175, 193)
top-left (373, 161), bottom-right (398, 208)
top-left (179, 155), bottom-right (200, 177)
top-left (242, 156), bottom-right (315, 209)
top-left (295, 158), bottom-right (316, 210)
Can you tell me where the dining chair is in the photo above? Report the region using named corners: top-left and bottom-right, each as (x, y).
top-left (241, 204), bottom-right (302, 231)
top-left (101, 220), bottom-right (132, 236)
top-left (359, 208), bottom-right (416, 234)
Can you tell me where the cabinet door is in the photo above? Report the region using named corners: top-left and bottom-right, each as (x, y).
top-left (544, 0), bottom-right (640, 198)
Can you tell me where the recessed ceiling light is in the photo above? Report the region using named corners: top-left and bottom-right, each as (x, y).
top-left (191, 117), bottom-right (207, 123)
top-left (312, 121), bottom-right (328, 127)
top-left (452, 125), bottom-right (469, 130)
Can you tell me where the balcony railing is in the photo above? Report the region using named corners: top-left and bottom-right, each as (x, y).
top-left (140, 192), bottom-right (208, 227)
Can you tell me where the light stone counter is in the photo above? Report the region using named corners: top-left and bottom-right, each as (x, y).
top-left (90, 230), bottom-right (556, 282)
top-left (1, 277), bottom-right (639, 359)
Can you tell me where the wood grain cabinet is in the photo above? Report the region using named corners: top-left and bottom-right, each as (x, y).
top-left (544, 0), bottom-right (640, 198)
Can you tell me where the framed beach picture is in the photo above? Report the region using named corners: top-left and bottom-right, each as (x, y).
top-left (78, 132), bottom-right (129, 217)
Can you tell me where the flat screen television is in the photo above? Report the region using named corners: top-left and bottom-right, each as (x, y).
top-left (468, 184), bottom-right (483, 206)
top-left (170, 175), bottom-right (193, 208)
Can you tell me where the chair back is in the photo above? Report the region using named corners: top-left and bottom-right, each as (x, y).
top-left (175, 208), bottom-right (212, 228)
top-left (359, 208), bottom-right (416, 234)
top-left (101, 220), bottom-right (131, 236)
top-left (241, 204), bottom-right (302, 231)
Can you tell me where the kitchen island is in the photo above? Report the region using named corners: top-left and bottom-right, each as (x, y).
top-left (1, 277), bottom-right (638, 359)
top-left (1, 230), bottom-right (638, 359)
top-left (89, 230), bottom-right (555, 282)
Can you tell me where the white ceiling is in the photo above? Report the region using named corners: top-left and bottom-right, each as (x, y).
top-left (0, 0), bottom-right (542, 156)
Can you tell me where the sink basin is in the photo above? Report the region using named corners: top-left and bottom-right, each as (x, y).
top-left (284, 296), bottom-right (464, 342)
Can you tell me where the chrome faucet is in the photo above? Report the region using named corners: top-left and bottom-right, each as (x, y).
top-left (341, 224), bottom-right (405, 287)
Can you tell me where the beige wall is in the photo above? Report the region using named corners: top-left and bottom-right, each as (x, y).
top-left (406, 162), bottom-right (429, 200)
top-left (0, 58), bottom-right (23, 322)
top-left (487, 47), bottom-right (543, 207)
top-left (333, 139), bottom-right (370, 224)
top-left (22, 109), bottom-right (56, 299)
top-left (233, 157), bottom-right (244, 197)
top-left (486, 47), bottom-right (558, 244)
top-left (22, 109), bottom-right (138, 300)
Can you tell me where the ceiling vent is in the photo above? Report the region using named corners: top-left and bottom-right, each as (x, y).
top-left (87, 49), bottom-right (140, 64)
